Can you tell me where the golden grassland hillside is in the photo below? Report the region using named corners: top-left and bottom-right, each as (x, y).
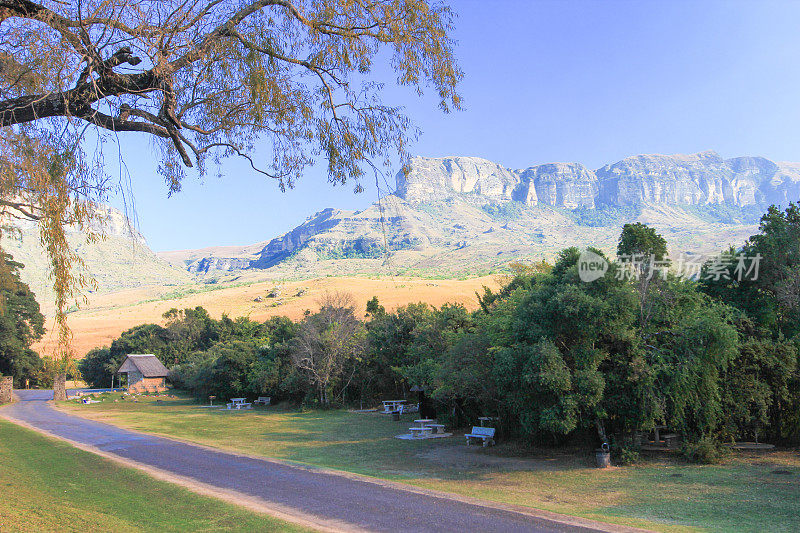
top-left (34, 275), bottom-right (499, 357)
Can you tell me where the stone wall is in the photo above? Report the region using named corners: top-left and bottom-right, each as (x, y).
top-left (128, 376), bottom-right (166, 393)
top-left (0, 376), bottom-right (12, 404)
top-left (126, 370), bottom-right (143, 388)
top-left (53, 373), bottom-right (67, 401)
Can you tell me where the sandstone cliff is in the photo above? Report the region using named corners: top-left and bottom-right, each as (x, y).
top-left (165, 150), bottom-right (800, 278)
top-left (395, 151), bottom-right (800, 209)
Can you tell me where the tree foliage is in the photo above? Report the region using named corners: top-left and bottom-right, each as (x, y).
top-left (617, 222), bottom-right (669, 260)
top-left (0, 251), bottom-right (45, 386)
top-left (290, 291), bottom-right (366, 405)
top-left (0, 0), bottom-right (462, 357)
top-left (701, 203), bottom-right (800, 442)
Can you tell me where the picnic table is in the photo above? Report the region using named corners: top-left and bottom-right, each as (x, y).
top-left (382, 400), bottom-right (406, 414)
top-left (409, 418), bottom-right (446, 438)
top-left (227, 398), bottom-right (252, 410)
top-left (409, 419), bottom-right (433, 438)
top-left (478, 417), bottom-right (498, 427)
top-left (409, 427), bottom-right (432, 438)
top-left (652, 425), bottom-right (678, 448)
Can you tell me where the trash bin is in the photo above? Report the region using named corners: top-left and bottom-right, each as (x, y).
top-left (596, 443), bottom-right (611, 468)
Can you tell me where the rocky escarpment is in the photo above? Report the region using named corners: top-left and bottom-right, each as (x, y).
top-left (516, 162), bottom-right (598, 209)
top-left (251, 208), bottom-right (343, 268)
top-left (183, 207), bottom-right (390, 274)
top-left (394, 156), bottom-right (521, 203)
top-left (396, 151), bottom-right (800, 208)
top-left (166, 150), bottom-right (800, 277)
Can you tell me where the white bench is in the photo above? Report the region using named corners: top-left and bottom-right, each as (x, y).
top-left (409, 427), bottom-right (432, 438)
top-left (253, 397), bottom-right (271, 406)
top-left (427, 423), bottom-right (446, 434)
top-left (384, 404), bottom-right (404, 415)
top-left (465, 426), bottom-right (495, 447)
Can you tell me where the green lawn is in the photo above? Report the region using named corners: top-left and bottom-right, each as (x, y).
top-left (61, 393), bottom-right (800, 532)
top-left (0, 418), bottom-right (310, 533)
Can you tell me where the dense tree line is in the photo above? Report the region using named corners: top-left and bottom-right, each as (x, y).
top-left (0, 251), bottom-right (46, 387)
top-left (80, 204), bottom-right (800, 461)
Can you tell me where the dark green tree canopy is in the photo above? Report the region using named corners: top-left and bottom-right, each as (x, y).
top-left (702, 203), bottom-right (800, 337)
top-left (0, 251), bottom-right (45, 385)
top-left (617, 222), bottom-right (669, 260)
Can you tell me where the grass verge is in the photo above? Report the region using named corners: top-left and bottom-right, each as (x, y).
top-left (0, 418), bottom-right (310, 533)
top-left (60, 392), bottom-right (800, 532)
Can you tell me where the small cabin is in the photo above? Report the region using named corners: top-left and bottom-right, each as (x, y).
top-left (116, 354), bottom-right (169, 393)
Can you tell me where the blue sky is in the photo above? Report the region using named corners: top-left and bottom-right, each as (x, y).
top-left (108, 0), bottom-right (800, 251)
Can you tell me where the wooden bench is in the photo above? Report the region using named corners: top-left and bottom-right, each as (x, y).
top-left (465, 426), bottom-right (495, 447)
top-left (253, 397), bottom-right (271, 406)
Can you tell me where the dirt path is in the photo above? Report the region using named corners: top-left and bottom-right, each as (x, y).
top-left (0, 390), bottom-right (648, 533)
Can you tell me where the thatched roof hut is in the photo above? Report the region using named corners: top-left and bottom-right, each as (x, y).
top-left (116, 354), bottom-right (169, 393)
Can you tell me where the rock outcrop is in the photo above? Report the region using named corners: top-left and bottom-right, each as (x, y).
top-left (251, 208), bottom-right (342, 268)
top-left (395, 151), bottom-right (800, 209)
top-left (517, 162), bottom-right (598, 209)
top-left (395, 156), bottom-right (520, 203)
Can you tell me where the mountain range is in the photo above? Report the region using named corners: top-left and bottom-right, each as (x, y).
top-left (5, 150), bottom-right (798, 307)
top-left (159, 150), bottom-right (796, 278)
top-left (396, 150), bottom-right (800, 207)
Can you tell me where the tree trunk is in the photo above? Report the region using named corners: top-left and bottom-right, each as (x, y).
top-left (53, 373), bottom-right (67, 401)
top-left (595, 419), bottom-right (608, 444)
top-left (0, 376), bottom-right (12, 404)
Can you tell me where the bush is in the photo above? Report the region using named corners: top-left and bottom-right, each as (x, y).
top-left (682, 436), bottom-right (728, 464)
top-left (611, 445), bottom-right (641, 466)
top-left (78, 347), bottom-right (124, 389)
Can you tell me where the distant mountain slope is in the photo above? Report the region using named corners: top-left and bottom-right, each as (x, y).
top-left (2, 205), bottom-right (191, 310)
top-left (163, 151), bottom-right (791, 278)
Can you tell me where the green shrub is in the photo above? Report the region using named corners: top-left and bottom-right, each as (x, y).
top-left (682, 436), bottom-right (728, 464)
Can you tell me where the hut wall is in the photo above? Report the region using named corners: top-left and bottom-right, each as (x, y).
top-left (126, 370), bottom-right (143, 387)
top-left (128, 376), bottom-right (166, 393)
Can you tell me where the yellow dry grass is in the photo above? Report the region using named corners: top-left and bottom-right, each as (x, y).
top-left (34, 275), bottom-right (499, 357)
